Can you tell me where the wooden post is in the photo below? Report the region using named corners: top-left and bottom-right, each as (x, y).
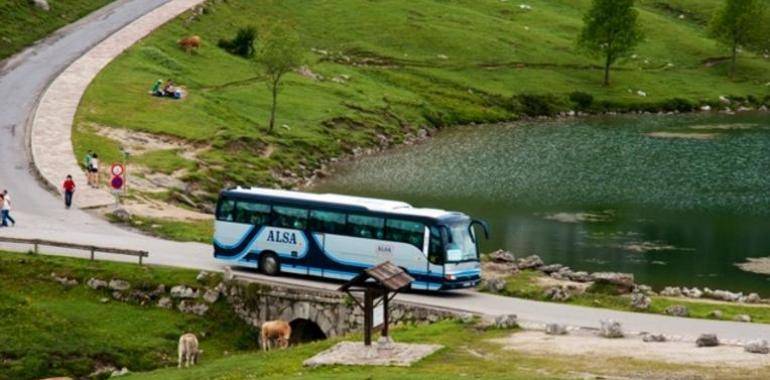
top-left (90, 248), bottom-right (95, 261)
top-left (382, 290), bottom-right (390, 338)
top-left (139, 254), bottom-right (144, 266)
top-left (33, 243), bottom-right (38, 254)
top-left (364, 289), bottom-right (373, 346)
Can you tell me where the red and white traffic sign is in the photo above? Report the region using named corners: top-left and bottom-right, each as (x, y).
top-left (110, 163), bottom-right (125, 177)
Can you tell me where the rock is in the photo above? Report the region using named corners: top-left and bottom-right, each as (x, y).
top-left (705, 289), bottom-right (742, 302)
top-left (700, 105), bottom-right (712, 112)
top-left (112, 208), bottom-right (131, 221)
top-left (203, 289), bottom-right (220, 303)
top-left (493, 314), bottom-right (518, 329)
top-left (32, 0), bottom-right (50, 11)
top-left (744, 340), bottom-right (769, 354)
top-left (708, 310), bottom-right (723, 319)
top-left (178, 300), bottom-right (209, 316)
top-left (537, 264), bottom-right (564, 274)
top-left (636, 285), bottom-right (654, 295)
top-left (296, 65), bottom-right (323, 81)
top-left (630, 291), bottom-right (651, 310)
top-left (681, 287), bottom-right (703, 298)
top-left (53, 275), bottom-right (78, 286)
top-left (108, 279), bottom-right (131, 291)
top-left (545, 323), bottom-right (567, 335)
top-left (170, 285), bottom-right (198, 299)
top-left (696, 334), bottom-right (719, 347)
top-left (483, 278), bottom-right (507, 293)
top-left (642, 333), bottom-right (667, 343)
top-left (516, 255), bottom-right (544, 270)
top-left (157, 297), bottom-right (173, 309)
top-left (664, 304), bottom-right (689, 317)
top-left (100, 298), bottom-right (110, 304)
top-left (488, 250), bottom-right (515, 263)
top-left (591, 272), bottom-right (635, 291)
top-left (457, 312), bottom-right (475, 324)
top-left (660, 286), bottom-right (682, 297)
top-left (598, 320), bottom-right (624, 338)
top-left (544, 286), bottom-right (571, 302)
top-left (87, 278), bottom-right (108, 290)
top-left (149, 284), bottom-right (166, 297)
top-left (223, 266), bottom-right (234, 282)
top-left (734, 314), bottom-right (752, 323)
top-left (565, 271), bottom-right (592, 283)
top-left (196, 271), bottom-right (209, 282)
top-left (719, 96), bottom-right (730, 105)
top-left (745, 293), bottom-right (761, 304)
top-left (111, 367), bottom-right (130, 377)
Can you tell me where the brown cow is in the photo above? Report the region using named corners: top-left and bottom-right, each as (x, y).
top-left (178, 35), bottom-right (201, 52)
top-left (261, 320), bottom-right (291, 351)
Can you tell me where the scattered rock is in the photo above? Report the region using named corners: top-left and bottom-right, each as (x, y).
top-left (31, 0), bottom-right (50, 11)
top-left (108, 279), bottom-right (131, 291)
top-left (537, 264), bottom-right (564, 274)
top-left (696, 334), bottom-right (719, 347)
top-left (178, 301), bottom-right (209, 316)
top-left (642, 333), bottom-right (667, 343)
top-left (483, 278), bottom-right (507, 293)
top-left (660, 286), bottom-right (682, 297)
top-left (599, 320), bottom-right (624, 338)
top-left (591, 272), bottom-right (635, 292)
top-left (223, 266), bottom-right (234, 282)
top-left (516, 255), bottom-right (544, 270)
top-left (100, 298), bottom-right (110, 304)
top-left (203, 289), bottom-right (220, 303)
top-left (564, 271), bottom-right (592, 283)
top-left (744, 293), bottom-right (761, 304)
top-left (111, 367), bottom-right (131, 377)
top-left (700, 105), bottom-right (712, 112)
top-left (744, 340), bottom-right (769, 354)
top-left (488, 250), bottom-right (515, 263)
top-left (545, 323), bottom-right (567, 335)
top-left (170, 285), bottom-right (198, 299)
top-left (149, 284), bottom-right (166, 297)
top-left (87, 278), bottom-right (108, 290)
top-left (493, 314), bottom-right (518, 329)
top-left (52, 274), bottom-right (78, 286)
top-left (296, 65), bottom-right (324, 81)
top-left (708, 310), bottom-right (723, 319)
top-left (196, 271), bottom-right (209, 282)
top-left (734, 314), bottom-right (752, 323)
top-left (630, 291), bottom-right (651, 310)
top-left (112, 208), bottom-right (131, 221)
top-left (157, 297), bottom-right (173, 309)
top-left (457, 312), bottom-right (475, 324)
top-left (664, 304), bottom-right (689, 317)
top-left (544, 286), bottom-right (571, 302)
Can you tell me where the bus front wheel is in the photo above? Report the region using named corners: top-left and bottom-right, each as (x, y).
top-left (260, 253), bottom-right (280, 276)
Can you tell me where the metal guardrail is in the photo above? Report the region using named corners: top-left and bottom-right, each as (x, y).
top-left (0, 237), bottom-right (149, 265)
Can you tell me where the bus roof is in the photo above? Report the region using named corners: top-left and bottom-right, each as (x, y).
top-left (223, 187), bottom-right (464, 221)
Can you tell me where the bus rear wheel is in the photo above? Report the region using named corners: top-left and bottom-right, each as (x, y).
top-left (260, 253), bottom-right (280, 276)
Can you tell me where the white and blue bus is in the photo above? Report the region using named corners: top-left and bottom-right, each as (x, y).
top-left (213, 187), bottom-right (488, 291)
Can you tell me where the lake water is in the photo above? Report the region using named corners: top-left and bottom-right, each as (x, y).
top-left (312, 113), bottom-right (770, 295)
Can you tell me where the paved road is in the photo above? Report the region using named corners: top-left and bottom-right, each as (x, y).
top-left (0, 0), bottom-right (768, 343)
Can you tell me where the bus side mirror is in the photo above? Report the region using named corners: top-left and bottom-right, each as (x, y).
top-left (469, 220), bottom-right (489, 243)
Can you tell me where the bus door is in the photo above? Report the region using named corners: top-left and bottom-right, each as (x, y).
top-left (316, 232), bottom-right (328, 278)
top-left (424, 226), bottom-right (444, 286)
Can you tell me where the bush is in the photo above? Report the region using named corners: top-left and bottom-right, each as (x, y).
top-left (569, 91), bottom-right (594, 110)
top-left (657, 98), bottom-right (695, 112)
top-left (218, 26), bottom-right (257, 58)
top-left (516, 94), bottom-right (564, 117)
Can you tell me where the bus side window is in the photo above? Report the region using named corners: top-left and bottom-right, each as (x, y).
top-left (216, 199), bottom-right (236, 221)
top-left (385, 219), bottom-right (424, 249)
top-left (234, 201), bottom-right (271, 225)
top-left (347, 214), bottom-right (384, 239)
top-left (428, 226), bottom-right (443, 265)
top-left (273, 206), bottom-right (308, 229)
top-left (309, 210), bottom-right (346, 234)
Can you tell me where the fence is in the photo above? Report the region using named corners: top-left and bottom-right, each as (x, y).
top-left (0, 237), bottom-right (149, 265)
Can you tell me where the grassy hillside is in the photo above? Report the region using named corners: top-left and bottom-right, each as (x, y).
top-left (75, 0), bottom-right (770, 207)
top-left (0, 251), bottom-right (257, 380)
top-left (0, 0), bottom-right (114, 61)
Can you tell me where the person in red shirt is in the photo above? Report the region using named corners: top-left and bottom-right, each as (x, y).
top-left (63, 175), bottom-right (76, 209)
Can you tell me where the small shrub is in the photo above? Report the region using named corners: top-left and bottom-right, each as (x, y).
top-left (218, 26), bottom-right (257, 58)
top-left (516, 93), bottom-right (564, 116)
top-left (657, 98), bottom-right (695, 112)
top-left (569, 91), bottom-right (594, 110)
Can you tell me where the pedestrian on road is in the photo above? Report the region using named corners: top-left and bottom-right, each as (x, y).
top-left (63, 175), bottom-right (76, 209)
top-left (90, 153), bottom-right (100, 188)
top-left (84, 150), bottom-right (93, 186)
top-left (2, 190), bottom-right (16, 227)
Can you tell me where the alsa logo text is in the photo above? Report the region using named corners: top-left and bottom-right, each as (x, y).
top-left (266, 230), bottom-right (298, 245)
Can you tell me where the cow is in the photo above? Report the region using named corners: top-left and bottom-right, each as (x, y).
top-left (178, 35), bottom-right (201, 53)
top-left (261, 320), bottom-right (292, 351)
top-left (178, 333), bottom-right (200, 368)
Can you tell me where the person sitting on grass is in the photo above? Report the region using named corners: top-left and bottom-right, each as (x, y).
top-left (150, 79), bottom-right (163, 96)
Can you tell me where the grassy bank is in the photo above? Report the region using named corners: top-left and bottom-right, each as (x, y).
top-left (0, 251), bottom-right (257, 380)
top-left (493, 269), bottom-right (770, 324)
top-left (0, 0), bottom-right (114, 61)
top-left (75, 0), bottom-right (770, 214)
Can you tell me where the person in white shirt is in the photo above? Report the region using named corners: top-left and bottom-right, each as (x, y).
top-left (90, 153), bottom-right (100, 188)
top-left (1, 190), bottom-right (14, 227)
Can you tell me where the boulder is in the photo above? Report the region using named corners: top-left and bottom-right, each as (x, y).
top-left (108, 279), bottom-right (131, 291)
top-left (696, 334), bottom-right (719, 347)
top-left (592, 272), bottom-right (635, 293)
top-left (660, 287), bottom-right (682, 297)
top-left (642, 333), bottom-right (667, 343)
top-left (537, 264), bottom-right (564, 274)
top-left (87, 278), bottom-right (108, 290)
top-left (157, 297), bottom-right (173, 309)
top-left (196, 271), bottom-right (209, 282)
top-left (493, 314), bottom-right (518, 329)
top-left (545, 323), bottom-right (567, 335)
top-left (52, 274), bottom-right (78, 286)
top-left (630, 291), bottom-right (651, 310)
top-left (516, 255), bottom-right (544, 270)
top-left (457, 312), bottom-right (475, 324)
top-left (598, 320), bottom-right (624, 338)
top-left (32, 0), bottom-right (50, 11)
top-left (149, 284), bottom-right (166, 297)
top-left (744, 293), bottom-right (761, 304)
top-left (223, 266), bottom-right (234, 282)
top-left (111, 208), bottom-right (131, 221)
top-left (664, 304), bottom-right (689, 317)
top-left (744, 340), bottom-right (769, 354)
top-left (734, 314), bottom-right (752, 323)
top-left (681, 287), bottom-right (703, 299)
top-left (708, 310), bottom-right (723, 319)
top-left (483, 278), bottom-right (507, 293)
top-left (565, 271), bottom-right (592, 283)
top-left (203, 289), bottom-right (220, 303)
top-left (170, 285), bottom-right (198, 299)
top-left (111, 367), bottom-right (131, 377)
top-left (178, 300), bottom-right (209, 316)
top-left (544, 286), bottom-right (571, 302)
top-left (488, 249), bottom-right (515, 263)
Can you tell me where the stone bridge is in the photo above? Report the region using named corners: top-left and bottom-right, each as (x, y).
top-left (223, 278), bottom-right (461, 343)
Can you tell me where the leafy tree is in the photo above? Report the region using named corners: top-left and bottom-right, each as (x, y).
top-left (578, 0), bottom-right (644, 86)
top-left (256, 23), bottom-right (304, 134)
top-left (708, 0), bottom-right (766, 79)
top-left (218, 26), bottom-right (257, 58)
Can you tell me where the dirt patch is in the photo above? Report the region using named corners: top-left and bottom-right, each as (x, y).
top-left (94, 126), bottom-right (202, 155)
top-left (108, 198), bottom-right (211, 221)
top-left (735, 257), bottom-right (770, 276)
top-left (494, 331), bottom-right (770, 369)
top-left (646, 132), bottom-right (717, 140)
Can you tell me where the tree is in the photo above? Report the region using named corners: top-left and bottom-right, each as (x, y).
top-left (708, 0), bottom-right (766, 79)
top-left (578, 0), bottom-right (644, 86)
top-left (256, 23), bottom-right (304, 134)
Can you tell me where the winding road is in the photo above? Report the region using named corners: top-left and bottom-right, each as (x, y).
top-left (0, 0), bottom-right (768, 343)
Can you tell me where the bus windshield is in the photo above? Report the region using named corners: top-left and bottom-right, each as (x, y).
top-left (445, 221), bottom-right (478, 262)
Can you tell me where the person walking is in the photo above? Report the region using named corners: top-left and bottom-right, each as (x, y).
top-left (90, 153), bottom-right (100, 188)
top-left (63, 175), bottom-right (76, 209)
top-left (84, 150), bottom-right (93, 186)
top-left (1, 190), bottom-right (15, 226)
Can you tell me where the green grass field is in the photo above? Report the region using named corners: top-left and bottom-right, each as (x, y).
top-left (0, 0), bottom-right (114, 60)
top-left (75, 0), bottom-right (770, 208)
top-left (0, 251), bottom-right (257, 380)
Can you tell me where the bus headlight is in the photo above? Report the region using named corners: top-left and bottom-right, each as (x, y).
top-left (445, 274), bottom-right (457, 281)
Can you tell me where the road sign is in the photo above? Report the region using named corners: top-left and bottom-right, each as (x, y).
top-left (110, 163), bottom-right (125, 177)
top-left (111, 175), bottom-right (124, 190)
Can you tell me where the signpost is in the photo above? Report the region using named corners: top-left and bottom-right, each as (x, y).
top-left (110, 163), bottom-right (125, 205)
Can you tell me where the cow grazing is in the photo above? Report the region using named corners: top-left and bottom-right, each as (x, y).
top-left (261, 320), bottom-right (292, 351)
top-left (178, 333), bottom-right (200, 368)
top-left (178, 35), bottom-right (201, 52)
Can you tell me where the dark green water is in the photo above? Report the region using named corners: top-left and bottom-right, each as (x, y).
top-left (313, 113), bottom-right (770, 295)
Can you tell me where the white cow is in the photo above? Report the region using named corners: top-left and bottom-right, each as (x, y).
top-left (178, 333), bottom-right (200, 368)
